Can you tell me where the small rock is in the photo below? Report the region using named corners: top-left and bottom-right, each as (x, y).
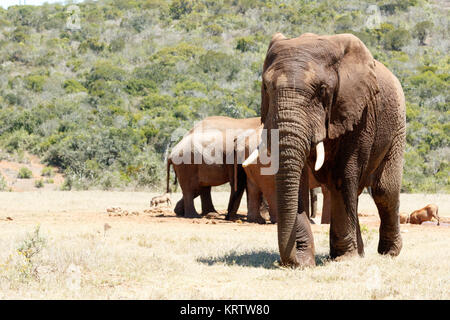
top-left (6, 217), bottom-right (13, 221)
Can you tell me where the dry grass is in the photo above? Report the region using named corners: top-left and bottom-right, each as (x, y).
top-left (0, 191), bottom-right (448, 299)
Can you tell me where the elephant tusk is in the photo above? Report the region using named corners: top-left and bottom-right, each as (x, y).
top-left (243, 148), bottom-right (259, 168)
top-left (314, 142), bottom-right (325, 171)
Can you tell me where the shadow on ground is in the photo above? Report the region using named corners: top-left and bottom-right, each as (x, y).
top-left (197, 250), bottom-right (331, 269)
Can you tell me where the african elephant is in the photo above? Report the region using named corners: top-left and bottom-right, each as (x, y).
top-left (237, 127), bottom-right (331, 224)
top-left (167, 116), bottom-right (260, 218)
top-left (253, 33), bottom-right (406, 267)
top-left (408, 204), bottom-right (440, 225)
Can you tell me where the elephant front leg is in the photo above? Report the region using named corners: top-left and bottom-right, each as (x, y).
top-left (329, 185), bottom-right (364, 260)
top-left (246, 182), bottom-right (266, 224)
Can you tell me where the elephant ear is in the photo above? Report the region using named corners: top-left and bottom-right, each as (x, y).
top-left (261, 33), bottom-right (286, 124)
top-left (261, 80), bottom-right (269, 124)
top-left (327, 34), bottom-right (379, 139)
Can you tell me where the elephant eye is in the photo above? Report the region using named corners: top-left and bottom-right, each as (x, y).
top-left (319, 84), bottom-right (327, 98)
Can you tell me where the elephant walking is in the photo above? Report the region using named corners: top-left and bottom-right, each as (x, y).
top-left (167, 116), bottom-right (260, 219)
top-left (255, 33), bottom-right (406, 267)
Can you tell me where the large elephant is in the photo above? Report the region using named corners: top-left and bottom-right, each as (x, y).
top-left (252, 33), bottom-right (406, 267)
top-left (238, 128), bottom-right (331, 224)
top-left (167, 116), bottom-right (260, 219)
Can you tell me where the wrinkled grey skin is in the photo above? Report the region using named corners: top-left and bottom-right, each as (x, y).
top-left (261, 33), bottom-right (406, 267)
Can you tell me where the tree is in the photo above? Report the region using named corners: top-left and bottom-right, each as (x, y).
top-left (413, 21), bottom-right (433, 46)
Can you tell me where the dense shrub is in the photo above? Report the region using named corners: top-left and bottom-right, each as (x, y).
top-left (18, 167), bottom-right (33, 179)
top-left (0, 0), bottom-right (446, 192)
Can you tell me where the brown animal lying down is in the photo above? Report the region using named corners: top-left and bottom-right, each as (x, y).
top-left (150, 193), bottom-right (172, 208)
top-left (399, 213), bottom-right (409, 224)
top-left (400, 204), bottom-right (440, 225)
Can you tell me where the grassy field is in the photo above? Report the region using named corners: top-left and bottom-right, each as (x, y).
top-left (0, 191), bottom-right (448, 299)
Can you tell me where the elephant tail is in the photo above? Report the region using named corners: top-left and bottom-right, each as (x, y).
top-left (436, 206), bottom-right (440, 226)
top-left (166, 158), bottom-right (171, 194)
top-left (234, 146), bottom-right (237, 192)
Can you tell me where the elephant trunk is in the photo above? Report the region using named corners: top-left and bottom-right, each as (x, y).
top-left (275, 93), bottom-right (315, 267)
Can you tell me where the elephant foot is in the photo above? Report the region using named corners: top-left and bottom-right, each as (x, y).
top-left (378, 233), bottom-right (402, 256)
top-left (280, 250), bottom-right (316, 269)
top-left (174, 200), bottom-right (184, 216)
top-left (201, 209), bottom-right (218, 216)
top-left (184, 211), bottom-right (202, 219)
top-left (332, 250), bottom-right (360, 262)
top-left (247, 216), bottom-right (267, 224)
top-left (330, 241), bottom-right (362, 260)
top-left (225, 212), bottom-right (239, 221)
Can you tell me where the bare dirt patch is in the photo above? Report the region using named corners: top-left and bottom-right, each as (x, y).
top-left (0, 153), bottom-right (64, 191)
top-left (0, 191), bottom-right (448, 299)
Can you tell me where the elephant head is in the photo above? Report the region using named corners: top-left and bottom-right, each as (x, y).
top-left (259, 33), bottom-right (379, 267)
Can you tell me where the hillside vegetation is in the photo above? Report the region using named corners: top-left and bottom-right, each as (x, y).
top-left (0, 0), bottom-right (448, 192)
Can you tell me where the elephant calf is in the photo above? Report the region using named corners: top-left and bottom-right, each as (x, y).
top-left (408, 204), bottom-right (440, 225)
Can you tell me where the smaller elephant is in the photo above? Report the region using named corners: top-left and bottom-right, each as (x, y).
top-left (408, 204), bottom-right (440, 225)
top-left (150, 193), bottom-right (172, 208)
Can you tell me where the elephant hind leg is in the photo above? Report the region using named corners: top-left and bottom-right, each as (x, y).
top-left (371, 147), bottom-right (403, 256)
top-left (183, 191), bottom-right (201, 219)
top-left (225, 170), bottom-right (246, 220)
top-left (320, 186), bottom-right (331, 224)
top-left (200, 186), bottom-right (217, 215)
top-left (174, 198), bottom-right (184, 216)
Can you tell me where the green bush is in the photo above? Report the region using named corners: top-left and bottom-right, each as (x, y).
top-left (0, 175), bottom-right (7, 191)
top-left (169, 0), bottom-right (194, 19)
top-left (18, 167), bottom-right (33, 179)
top-left (34, 179), bottom-right (44, 188)
top-left (235, 36), bottom-right (257, 52)
top-left (41, 167), bottom-right (54, 177)
top-left (383, 28), bottom-right (411, 51)
top-left (24, 75), bottom-right (47, 92)
top-left (63, 79), bottom-right (87, 93)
